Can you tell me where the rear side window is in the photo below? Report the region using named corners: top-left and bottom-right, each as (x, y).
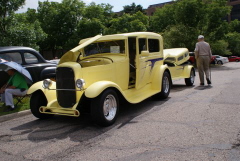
top-left (24, 53), bottom-right (38, 64)
top-left (0, 52), bottom-right (22, 64)
top-left (148, 39), bottom-right (160, 53)
top-left (138, 38), bottom-right (147, 54)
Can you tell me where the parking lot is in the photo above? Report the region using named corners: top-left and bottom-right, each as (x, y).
top-left (0, 62), bottom-right (240, 161)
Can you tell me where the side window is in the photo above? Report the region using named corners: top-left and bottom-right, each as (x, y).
top-left (138, 38), bottom-right (147, 54)
top-left (148, 39), bottom-right (160, 53)
top-left (0, 52), bottom-right (22, 64)
top-left (24, 53), bottom-right (38, 64)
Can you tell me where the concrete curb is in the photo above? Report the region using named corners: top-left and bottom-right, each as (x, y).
top-left (0, 110), bottom-right (31, 123)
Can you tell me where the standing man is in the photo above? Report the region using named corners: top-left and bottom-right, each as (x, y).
top-left (194, 35), bottom-right (212, 85)
top-left (0, 67), bottom-right (28, 111)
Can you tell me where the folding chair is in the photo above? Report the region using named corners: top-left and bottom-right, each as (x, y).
top-left (13, 94), bottom-right (30, 106)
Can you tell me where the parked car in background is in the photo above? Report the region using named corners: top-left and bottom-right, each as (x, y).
top-left (228, 56), bottom-right (240, 62)
top-left (0, 46), bottom-right (57, 83)
top-left (213, 55), bottom-right (229, 65)
top-left (188, 52), bottom-right (195, 64)
top-left (188, 52), bottom-right (217, 65)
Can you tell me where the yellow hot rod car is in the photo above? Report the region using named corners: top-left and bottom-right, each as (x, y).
top-left (27, 32), bottom-right (195, 126)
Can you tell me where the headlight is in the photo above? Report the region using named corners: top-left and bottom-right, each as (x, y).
top-left (76, 79), bottom-right (85, 89)
top-left (43, 79), bottom-right (52, 89)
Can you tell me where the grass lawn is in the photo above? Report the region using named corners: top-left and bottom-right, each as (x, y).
top-left (0, 96), bottom-right (30, 116)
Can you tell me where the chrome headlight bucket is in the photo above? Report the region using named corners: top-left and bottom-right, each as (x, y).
top-left (43, 79), bottom-right (52, 89)
top-left (76, 79), bottom-right (85, 90)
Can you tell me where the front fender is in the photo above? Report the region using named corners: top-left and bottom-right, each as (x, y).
top-left (85, 81), bottom-right (122, 98)
top-left (27, 81), bottom-right (57, 103)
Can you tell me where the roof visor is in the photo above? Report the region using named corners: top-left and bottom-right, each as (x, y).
top-left (59, 35), bottom-right (102, 64)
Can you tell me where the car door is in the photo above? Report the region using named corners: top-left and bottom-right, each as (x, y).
top-left (135, 38), bottom-right (161, 89)
top-left (22, 51), bottom-right (56, 82)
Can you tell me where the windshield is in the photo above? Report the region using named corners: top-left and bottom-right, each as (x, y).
top-left (84, 40), bottom-right (125, 57)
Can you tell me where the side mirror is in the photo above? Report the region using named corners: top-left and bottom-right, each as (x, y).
top-left (141, 51), bottom-right (149, 57)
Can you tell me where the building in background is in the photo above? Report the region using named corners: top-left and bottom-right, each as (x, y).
top-left (228, 0), bottom-right (240, 21)
top-left (146, 1), bottom-right (174, 16)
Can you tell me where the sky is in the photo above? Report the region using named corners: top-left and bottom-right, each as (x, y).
top-left (17, 0), bottom-right (171, 13)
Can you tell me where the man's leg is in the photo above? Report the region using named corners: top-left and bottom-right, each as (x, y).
top-left (197, 57), bottom-right (204, 85)
top-left (1, 93), bottom-right (5, 102)
top-left (4, 89), bottom-right (27, 109)
top-left (203, 57), bottom-right (211, 84)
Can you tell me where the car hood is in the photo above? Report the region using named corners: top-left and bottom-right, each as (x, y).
top-left (59, 35), bottom-right (102, 64)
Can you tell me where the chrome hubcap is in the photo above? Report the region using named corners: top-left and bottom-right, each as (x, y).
top-left (163, 76), bottom-right (170, 93)
top-left (103, 94), bottom-right (117, 121)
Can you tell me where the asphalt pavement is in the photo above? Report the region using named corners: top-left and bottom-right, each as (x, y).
top-left (0, 62), bottom-right (240, 161)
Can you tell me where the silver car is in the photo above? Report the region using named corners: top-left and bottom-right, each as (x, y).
top-left (213, 55), bottom-right (229, 65)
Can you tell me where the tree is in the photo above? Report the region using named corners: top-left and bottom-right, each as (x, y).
top-left (150, 0), bottom-right (231, 54)
top-left (0, 0), bottom-right (25, 45)
top-left (162, 24), bottom-right (198, 51)
top-left (64, 2), bottom-right (114, 48)
top-left (105, 11), bottom-right (149, 34)
top-left (229, 20), bottom-right (240, 33)
top-left (1, 12), bottom-right (46, 49)
top-left (225, 32), bottom-right (240, 56)
top-left (37, 0), bottom-right (85, 56)
top-left (122, 3), bottom-right (144, 15)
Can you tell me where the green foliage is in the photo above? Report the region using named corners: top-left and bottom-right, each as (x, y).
top-left (150, 4), bottom-right (175, 32)
top-left (105, 11), bottom-right (148, 34)
top-left (1, 13), bottom-right (46, 50)
top-left (150, 0), bottom-right (231, 55)
top-left (229, 20), bottom-right (240, 33)
top-left (210, 40), bottom-right (231, 56)
top-left (162, 24), bottom-right (198, 51)
top-left (225, 32), bottom-right (240, 56)
top-left (0, 0), bottom-right (25, 33)
top-left (122, 3), bottom-right (144, 15)
top-left (37, 0), bottom-right (85, 56)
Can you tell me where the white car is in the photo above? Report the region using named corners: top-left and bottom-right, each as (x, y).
top-left (213, 55), bottom-right (229, 65)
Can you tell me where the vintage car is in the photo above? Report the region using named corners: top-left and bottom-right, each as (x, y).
top-left (27, 32), bottom-right (195, 126)
top-left (164, 48), bottom-right (195, 86)
top-left (0, 46), bottom-right (57, 84)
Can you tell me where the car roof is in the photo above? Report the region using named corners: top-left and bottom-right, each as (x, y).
top-left (0, 46), bottom-right (38, 52)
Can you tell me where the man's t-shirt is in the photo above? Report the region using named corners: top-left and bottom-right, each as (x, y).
top-left (7, 72), bottom-right (28, 90)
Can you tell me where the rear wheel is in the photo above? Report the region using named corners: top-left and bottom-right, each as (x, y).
top-left (91, 89), bottom-right (119, 127)
top-left (185, 69), bottom-right (195, 86)
top-left (155, 71), bottom-right (171, 99)
top-left (30, 91), bottom-right (54, 119)
top-left (236, 60), bottom-right (239, 62)
top-left (217, 61), bottom-right (223, 65)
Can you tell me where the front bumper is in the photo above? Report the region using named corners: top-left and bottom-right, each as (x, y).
top-left (40, 100), bottom-right (80, 117)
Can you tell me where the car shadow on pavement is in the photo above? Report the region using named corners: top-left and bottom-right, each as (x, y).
top-left (171, 84), bottom-right (195, 93)
top-left (10, 97), bottom-right (169, 143)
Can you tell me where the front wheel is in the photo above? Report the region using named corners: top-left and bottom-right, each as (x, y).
top-left (236, 60), bottom-right (239, 62)
top-left (91, 89), bottom-right (119, 127)
top-left (30, 91), bottom-right (54, 119)
top-left (185, 69), bottom-right (195, 86)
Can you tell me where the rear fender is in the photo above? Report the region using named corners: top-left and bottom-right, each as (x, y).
top-left (84, 81), bottom-right (122, 98)
top-left (183, 65), bottom-right (195, 78)
top-left (151, 65), bottom-right (171, 90)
